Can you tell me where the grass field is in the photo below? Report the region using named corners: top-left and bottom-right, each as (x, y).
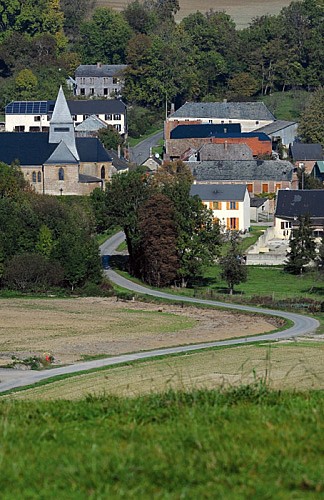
top-left (0, 388), bottom-right (323, 497)
top-left (0, 297), bottom-right (277, 366)
top-left (3, 342), bottom-right (324, 400)
top-left (96, 0), bottom-right (293, 27)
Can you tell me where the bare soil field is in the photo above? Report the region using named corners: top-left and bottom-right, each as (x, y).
top-left (97, 0), bottom-right (293, 27)
top-left (0, 297), bottom-right (277, 366)
top-left (6, 342), bottom-right (324, 400)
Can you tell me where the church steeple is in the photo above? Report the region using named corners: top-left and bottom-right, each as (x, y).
top-left (49, 86), bottom-right (79, 161)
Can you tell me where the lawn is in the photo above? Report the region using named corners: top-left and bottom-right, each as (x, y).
top-left (260, 90), bottom-right (309, 121)
top-left (0, 389), bottom-right (323, 497)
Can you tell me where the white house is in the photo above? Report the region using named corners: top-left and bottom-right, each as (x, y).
top-left (166, 101), bottom-right (275, 136)
top-left (190, 183), bottom-right (250, 232)
top-left (5, 99), bottom-right (127, 136)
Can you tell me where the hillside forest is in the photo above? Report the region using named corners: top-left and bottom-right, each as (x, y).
top-left (0, 0), bottom-right (323, 120)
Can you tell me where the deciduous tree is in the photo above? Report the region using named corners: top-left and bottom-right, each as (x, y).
top-left (220, 231), bottom-right (247, 295)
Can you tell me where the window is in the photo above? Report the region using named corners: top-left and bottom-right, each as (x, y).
top-left (209, 119), bottom-right (213, 123)
top-left (32, 171), bottom-right (36, 183)
top-left (80, 88), bottom-right (85, 95)
top-left (101, 166), bottom-right (105, 179)
top-left (227, 201), bottom-right (238, 210)
top-left (247, 183), bottom-right (253, 193)
top-left (105, 114), bottom-right (112, 120)
top-left (113, 114), bottom-right (121, 120)
top-left (103, 88), bottom-right (108, 96)
top-left (221, 120), bottom-right (224, 124)
top-left (81, 78), bottom-right (85, 84)
top-left (83, 115), bottom-right (89, 120)
top-left (89, 77), bottom-right (94, 84)
top-left (14, 125), bottom-right (25, 132)
top-left (114, 124), bottom-right (121, 132)
top-left (54, 127), bottom-right (69, 132)
top-left (58, 168), bottom-right (64, 181)
top-left (37, 171), bottom-right (41, 183)
top-left (256, 120), bottom-right (259, 125)
top-left (90, 88), bottom-right (94, 95)
top-left (72, 115), bottom-right (77, 121)
top-left (34, 116), bottom-right (41, 121)
top-left (29, 126), bottom-right (40, 132)
top-left (275, 183), bottom-right (281, 191)
top-left (227, 218), bottom-right (239, 230)
top-left (209, 201), bottom-right (221, 210)
top-left (262, 183), bottom-right (269, 193)
top-left (112, 77), bottom-right (118, 84)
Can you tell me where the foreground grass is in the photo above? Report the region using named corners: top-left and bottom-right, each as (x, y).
top-left (0, 388), bottom-right (323, 497)
top-left (4, 343), bottom-right (324, 400)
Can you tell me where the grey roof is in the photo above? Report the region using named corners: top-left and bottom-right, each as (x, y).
top-left (79, 173), bottom-right (102, 183)
top-left (191, 183), bottom-right (247, 201)
top-left (0, 133), bottom-right (112, 166)
top-left (45, 141), bottom-right (78, 164)
top-left (255, 120), bottom-right (297, 134)
top-left (75, 64), bottom-right (127, 78)
top-left (5, 98), bottom-right (126, 116)
top-left (75, 115), bottom-right (107, 132)
top-left (171, 102), bottom-right (275, 121)
top-left (198, 143), bottom-right (253, 161)
top-left (290, 142), bottom-right (323, 161)
top-left (187, 160), bottom-right (294, 182)
top-left (275, 189), bottom-right (324, 218)
top-left (49, 86), bottom-right (79, 161)
top-left (250, 197), bottom-right (267, 208)
top-left (107, 149), bottom-right (129, 171)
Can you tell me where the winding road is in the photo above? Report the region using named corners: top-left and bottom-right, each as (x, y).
top-left (0, 232), bottom-right (319, 394)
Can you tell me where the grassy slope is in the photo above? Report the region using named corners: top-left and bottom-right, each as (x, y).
top-left (4, 343), bottom-right (324, 400)
top-left (0, 389), bottom-right (323, 497)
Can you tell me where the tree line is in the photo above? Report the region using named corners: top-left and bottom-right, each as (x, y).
top-left (0, 1), bottom-right (323, 125)
top-left (0, 162), bottom-right (102, 292)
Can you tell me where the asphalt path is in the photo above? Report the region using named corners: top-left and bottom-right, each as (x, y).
top-left (129, 130), bottom-right (163, 165)
top-left (0, 232), bottom-right (319, 394)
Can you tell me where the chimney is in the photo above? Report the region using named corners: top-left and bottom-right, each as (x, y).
top-left (117, 144), bottom-right (121, 158)
top-left (224, 140), bottom-right (228, 151)
top-left (171, 103), bottom-right (175, 114)
top-left (97, 62), bottom-right (102, 68)
top-left (223, 98), bottom-right (227, 103)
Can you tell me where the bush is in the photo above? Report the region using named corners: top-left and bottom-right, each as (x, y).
top-left (3, 253), bottom-right (64, 291)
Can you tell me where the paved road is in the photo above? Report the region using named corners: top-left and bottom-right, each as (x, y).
top-left (0, 232), bottom-right (319, 394)
top-left (129, 130), bottom-right (163, 165)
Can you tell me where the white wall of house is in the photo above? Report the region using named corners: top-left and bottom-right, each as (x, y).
top-left (203, 191), bottom-right (250, 232)
top-left (274, 216), bottom-right (292, 239)
top-left (6, 112), bottom-right (126, 134)
top-left (167, 117), bottom-right (273, 133)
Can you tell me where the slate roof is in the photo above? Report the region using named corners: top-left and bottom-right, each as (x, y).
top-left (79, 174), bottom-right (102, 183)
top-left (0, 133), bottom-right (112, 166)
top-left (5, 99), bottom-right (126, 115)
top-left (275, 190), bottom-right (324, 218)
top-left (255, 120), bottom-right (297, 134)
top-left (290, 142), bottom-right (323, 161)
top-left (171, 102), bottom-right (275, 121)
top-left (75, 115), bottom-right (107, 132)
top-left (170, 124), bottom-right (270, 142)
top-left (45, 141), bottom-right (79, 165)
top-left (198, 143), bottom-right (253, 161)
top-left (75, 64), bottom-right (127, 78)
top-left (107, 149), bottom-right (129, 171)
top-left (250, 197), bottom-right (267, 208)
top-left (187, 160), bottom-right (294, 182)
top-left (190, 183), bottom-right (247, 201)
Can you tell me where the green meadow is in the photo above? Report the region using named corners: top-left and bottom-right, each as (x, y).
top-left (0, 389), bottom-right (323, 498)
